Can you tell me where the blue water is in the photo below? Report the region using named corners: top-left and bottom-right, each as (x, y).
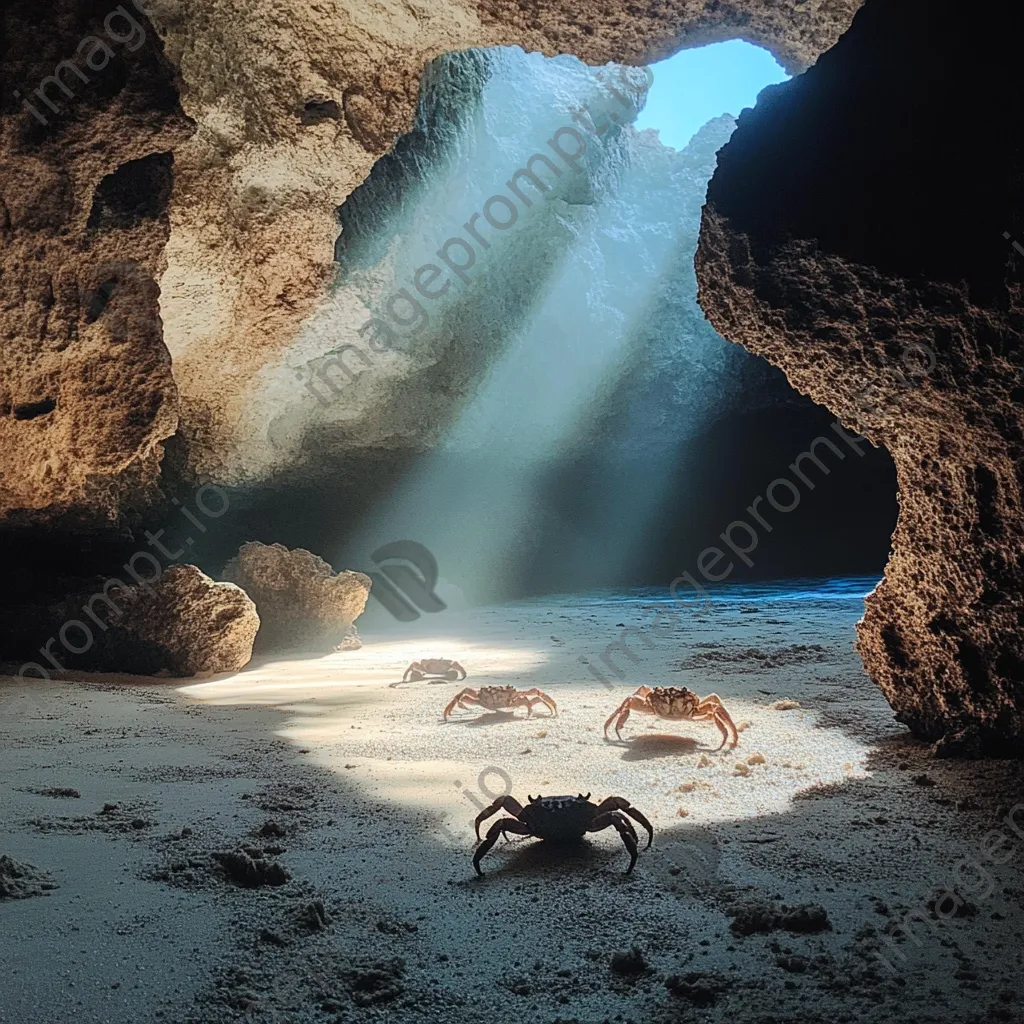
top-left (519, 576), bottom-right (882, 609)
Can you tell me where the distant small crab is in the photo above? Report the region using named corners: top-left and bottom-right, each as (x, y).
top-left (473, 793), bottom-right (653, 875)
top-left (604, 685), bottom-right (739, 750)
top-left (401, 658), bottom-right (467, 683)
top-left (443, 685), bottom-right (557, 721)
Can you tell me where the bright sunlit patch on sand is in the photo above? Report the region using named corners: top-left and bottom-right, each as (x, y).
top-left (177, 639), bottom-right (549, 705)
top-left (181, 588), bottom-right (881, 852)
top-left (285, 696), bottom-right (874, 846)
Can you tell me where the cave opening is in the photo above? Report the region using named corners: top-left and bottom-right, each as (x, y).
top-left (5, 3), bottom-right (1024, 1020)
top-left (216, 41), bottom-right (897, 624)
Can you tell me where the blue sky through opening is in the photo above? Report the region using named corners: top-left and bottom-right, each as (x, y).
top-left (634, 40), bottom-right (790, 150)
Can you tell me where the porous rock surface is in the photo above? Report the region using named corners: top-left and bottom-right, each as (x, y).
top-left (695, 0), bottom-right (1024, 754)
top-left (149, 0), bottom-right (862, 485)
top-left (6, 564), bottom-right (258, 677)
top-left (0, 0), bottom-right (860, 678)
top-left (222, 542), bottom-right (371, 652)
top-left (0, 0), bottom-right (192, 528)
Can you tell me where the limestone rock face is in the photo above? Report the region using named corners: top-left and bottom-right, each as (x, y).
top-left (222, 542), bottom-right (371, 652)
top-left (8, 564), bottom-right (258, 677)
top-left (695, 0), bottom-right (1024, 754)
top-left (148, 0), bottom-right (862, 487)
top-left (0, 0), bottom-right (192, 529)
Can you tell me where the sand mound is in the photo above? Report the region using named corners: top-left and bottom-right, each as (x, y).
top-left (0, 855), bottom-right (57, 900)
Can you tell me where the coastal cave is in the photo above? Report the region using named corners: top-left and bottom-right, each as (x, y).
top-left (1, 0), bottom-right (1023, 1021)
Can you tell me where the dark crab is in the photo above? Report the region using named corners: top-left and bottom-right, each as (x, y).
top-left (401, 658), bottom-right (467, 683)
top-left (473, 793), bottom-right (653, 875)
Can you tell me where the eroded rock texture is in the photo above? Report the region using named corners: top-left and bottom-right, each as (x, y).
top-left (696, 0), bottom-right (1024, 754)
top-left (222, 542), bottom-right (371, 652)
top-left (0, 0), bottom-right (192, 528)
top-left (6, 564), bottom-right (258, 677)
top-left (148, 0), bottom-right (861, 486)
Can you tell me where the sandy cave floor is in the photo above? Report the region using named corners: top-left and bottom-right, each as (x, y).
top-left (2, 581), bottom-right (1024, 1024)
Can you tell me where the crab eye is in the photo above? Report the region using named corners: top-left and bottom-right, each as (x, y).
top-left (584, 792), bottom-right (591, 800)
top-left (527, 795), bottom-right (535, 803)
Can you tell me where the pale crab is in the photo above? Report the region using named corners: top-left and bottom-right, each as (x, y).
top-left (604, 685), bottom-right (739, 750)
top-left (443, 685), bottom-right (557, 721)
top-left (400, 658), bottom-right (467, 683)
top-left (473, 793), bottom-right (654, 875)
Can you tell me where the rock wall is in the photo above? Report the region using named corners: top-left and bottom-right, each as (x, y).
top-left (695, 0), bottom-right (1024, 754)
top-left (147, 0), bottom-right (861, 487)
top-left (0, 0), bottom-right (192, 529)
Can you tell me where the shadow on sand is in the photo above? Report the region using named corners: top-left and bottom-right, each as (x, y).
top-left (615, 733), bottom-right (701, 760)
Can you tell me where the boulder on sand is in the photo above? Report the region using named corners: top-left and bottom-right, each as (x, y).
top-left (222, 542), bottom-right (371, 652)
top-left (7, 564), bottom-right (259, 678)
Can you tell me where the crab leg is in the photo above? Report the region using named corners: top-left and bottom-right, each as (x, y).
top-left (700, 694), bottom-right (737, 733)
top-left (694, 695), bottom-right (738, 750)
top-left (443, 688), bottom-right (480, 721)
top-left (593, 796), bottom-right (654, 848)
top-left (711, 703), bottom-right (740, 750)
top-left (473, 817), bottom-right (533, 875)
top-left (603, 692), bottom-right (655, 740)
top-left (589, 811), bottom-right (640, 873)
top-left (473, 795), bottom-right (524, 840)
top-left (514, 694), bottom-right (557, 717)
top-left (402, 664), bottom-right (422, 682)
top-left (711, 712), bottom-right (732, 751)
top-left (691, 709), bottom-right (731, 751)
top-left (519, 688), bottom-right (558, 715)
top-left (450, 661), bottom-right (468, 680)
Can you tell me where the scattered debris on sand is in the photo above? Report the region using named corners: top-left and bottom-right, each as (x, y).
top-left (149, 843), bottom-right (291, 890)
top-left (21, 787), bottom-right (81, 799)
top-left (727, 899), bottom-right (831, 936)
top-left (0, 855), bottom-right (57, 900)
top-left (30, 801), bottom-right (155, 836)
top-left (294, 899), bottom-right (331, 932)
top-left (680, 645), bottom-right (830, 671)
top-left (665, 970), bottom-right (725, 1006)
top-left (212, 848), bottom-right (290, 888)
top-left (768, 699), bottom-right (802, 710)
top-left (342, 957), bottom-right (406, 1007)
top-left (610, 946), bottom-right (651, 978)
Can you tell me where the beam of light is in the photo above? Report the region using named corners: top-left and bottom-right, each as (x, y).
top-left (338, 44), bottom-right (791, 604)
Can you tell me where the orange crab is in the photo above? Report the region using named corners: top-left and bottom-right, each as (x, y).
top-left (604, 685), bottom-right (739, 750)
top-left (443, 685), bottom-right (557, 721)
